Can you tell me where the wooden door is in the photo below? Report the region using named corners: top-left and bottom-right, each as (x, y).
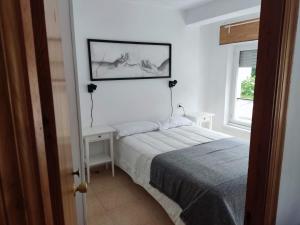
top-left (0, 0), bottom-right (55, 225)
top-left (30, 0), bottom-right (78, 224)
top-left (0, 0), bottom-right (78, 224)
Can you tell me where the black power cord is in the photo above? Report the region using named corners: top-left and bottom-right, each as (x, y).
top-left (169, 80), bottom-right (177, 117)
top-left (87, 83), bottom-right (97, 127)
top-left (90, 93), bottom-right (94, 128)
top-left (170, 88), bottom-right (174, 117)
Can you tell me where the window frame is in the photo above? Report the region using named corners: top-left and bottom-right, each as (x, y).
top-left (228, 42), bottom-right (258, 129)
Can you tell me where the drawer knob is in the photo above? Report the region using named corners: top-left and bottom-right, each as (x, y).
top-left (98, 135), bottom-right (102, 138)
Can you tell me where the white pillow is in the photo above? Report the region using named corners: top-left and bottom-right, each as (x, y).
top-left (112, 121), bottom-right (159, 139)
top-left (159, 116), bottom-right (193, 130)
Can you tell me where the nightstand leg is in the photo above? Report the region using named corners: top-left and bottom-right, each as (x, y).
top-left (209, 116), bottom-right (213, 129)
top-left (110, 136), bottom-right (115, 177)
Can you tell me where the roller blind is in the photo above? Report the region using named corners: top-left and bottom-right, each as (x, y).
top-left (239, 50), bottom-right (258, 68)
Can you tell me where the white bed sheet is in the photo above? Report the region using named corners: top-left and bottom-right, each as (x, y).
top-left (115, 125), bottom-right (230, 225)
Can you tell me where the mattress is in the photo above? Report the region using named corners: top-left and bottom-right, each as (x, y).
top-left (115, 125), bottom-right (230, 225)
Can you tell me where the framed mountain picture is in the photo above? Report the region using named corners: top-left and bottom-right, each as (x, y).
top-left (87, 39), bottom-right (172, 81)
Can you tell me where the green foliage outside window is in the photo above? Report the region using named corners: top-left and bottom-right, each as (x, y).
top-left (240, 68), bottom-right (256, 100)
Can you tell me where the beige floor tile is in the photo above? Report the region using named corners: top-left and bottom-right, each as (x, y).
top-left (87, 167), bottom-right (174, 225)
top-left (95, 184), bottom-right (141, 210)
top-left (86, 197), bottom-right (106, 218)
top-left (107, 201), bottom-right (158, 225)
top-left (133, 196), bottom-right (173, 224)
top-left (87, 214), bottom-right (114, 225)
top-left (127, 185), bottom-right (156, 203)
top-left (86, 186), bottom-right (96, 199)
top-left (89, 170), bottom-right (133, 193)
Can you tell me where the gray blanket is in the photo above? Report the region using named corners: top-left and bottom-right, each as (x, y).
top-left (150, 138), bottom-right (249, 225)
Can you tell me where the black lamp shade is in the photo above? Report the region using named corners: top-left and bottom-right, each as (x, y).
top-left (87, 83), bottom-right (97, 93)
top-left (169, 80), bottom-right (177, 88)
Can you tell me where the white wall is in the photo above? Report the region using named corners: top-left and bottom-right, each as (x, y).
top-left (276, 8), bottom-right (300, 225)
top-left (198, 15), bottom-right (258, 140)
top-left (72, 0), bottom-right (202, 128)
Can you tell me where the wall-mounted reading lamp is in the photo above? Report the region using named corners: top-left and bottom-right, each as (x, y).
top-left (169, 80), bottom-right (177, 88)
top-left (87, 83), bottom-right (98, 127)
top-left (88, 83), bottom-right (97, 93)
top-left (169, 80), bottom-right (177, 117)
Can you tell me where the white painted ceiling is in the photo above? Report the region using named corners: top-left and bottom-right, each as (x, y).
top-left (122, 0), bottom-right (215, 10)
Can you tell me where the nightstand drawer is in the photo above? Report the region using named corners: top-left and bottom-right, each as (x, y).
top-left (86, 133), bottom-right (110, 142)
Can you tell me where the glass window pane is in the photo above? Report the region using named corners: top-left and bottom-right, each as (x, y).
top-left (233, 50), bottom-right (257, 124)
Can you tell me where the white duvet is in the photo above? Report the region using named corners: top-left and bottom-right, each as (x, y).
top-left (115, 125), bottom-right (230, 225)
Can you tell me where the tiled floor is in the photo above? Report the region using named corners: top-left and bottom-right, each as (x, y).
top-left (86, 167), bottom-right (174, 225)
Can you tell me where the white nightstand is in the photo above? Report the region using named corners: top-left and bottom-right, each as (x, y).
top-left (83, 125), bottom-right (116, 183)
top-left (186, 112), bottom-right (215, 129)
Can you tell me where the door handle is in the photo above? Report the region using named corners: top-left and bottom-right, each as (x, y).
top-left (73, 182), bottom-right (88, 195)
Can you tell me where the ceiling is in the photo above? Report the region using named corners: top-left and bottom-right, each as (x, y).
top-left (122, 0), bottom-right (215, 10)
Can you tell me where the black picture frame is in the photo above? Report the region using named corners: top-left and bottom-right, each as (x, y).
top-left (87, 39), bottom-right (172, 81)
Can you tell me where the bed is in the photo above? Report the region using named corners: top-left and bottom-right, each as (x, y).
top-left (115, 124), bottom-right (245, 225)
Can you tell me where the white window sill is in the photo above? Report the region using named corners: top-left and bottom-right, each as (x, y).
top-left (224, 123), bottom-right (251, 133)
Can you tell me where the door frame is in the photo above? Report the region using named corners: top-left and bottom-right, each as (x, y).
top-left (245, 0), bottom-right (299, 224)
top-left (0, 0), bottom-right (299, 225)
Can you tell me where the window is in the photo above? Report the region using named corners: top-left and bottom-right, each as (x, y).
top-left (228, 43), bottom-right (258, 128)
